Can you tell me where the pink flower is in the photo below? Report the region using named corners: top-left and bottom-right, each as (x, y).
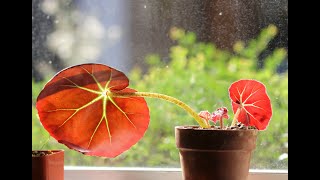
top-left (198, 110), bottom-right (212, 122)
top-left (198, 107), bottom-right (229, 126)
top-left (211, 107), bottom-right (229, 123)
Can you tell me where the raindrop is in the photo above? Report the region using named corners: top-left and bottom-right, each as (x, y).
top-left (144, 5), bottom-right (147, 8)
top-left (219, 12), bottom-right (222, 16)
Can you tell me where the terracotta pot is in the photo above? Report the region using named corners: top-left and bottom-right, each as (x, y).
top-left (175, 126), bottom-right (258, 180)
top-left (32, 150), bottom-right (64, 180)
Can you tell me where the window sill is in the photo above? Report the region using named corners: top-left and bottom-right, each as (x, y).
top-left (65, 166), bottom-right (288, 180)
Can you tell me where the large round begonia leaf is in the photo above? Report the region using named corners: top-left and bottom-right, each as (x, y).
top-left (36, 63), bottom-right (150, 157)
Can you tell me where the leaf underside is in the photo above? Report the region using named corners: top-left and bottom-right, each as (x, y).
top-left (36, 63), bottom-right (150, 157)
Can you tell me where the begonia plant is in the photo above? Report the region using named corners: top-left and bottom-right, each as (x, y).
top-left (36, 63), bottom-right (272, 158)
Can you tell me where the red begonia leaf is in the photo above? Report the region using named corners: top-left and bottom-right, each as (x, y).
top-left (36, 63), bottom-right (150, 157)
top-left (228, 79), bottom-right (272, 130)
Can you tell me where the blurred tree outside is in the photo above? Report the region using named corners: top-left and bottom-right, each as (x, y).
top-left (130, 0), bottom-right (288, 73)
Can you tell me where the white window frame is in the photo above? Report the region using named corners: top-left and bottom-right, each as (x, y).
top-left (65, 167), bottom-right (288, 180)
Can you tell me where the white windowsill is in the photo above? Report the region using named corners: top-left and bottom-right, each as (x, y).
top-left (64, 166), bottom-right (288, 180)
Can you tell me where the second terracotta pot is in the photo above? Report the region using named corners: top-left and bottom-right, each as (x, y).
top-left (32, 150), bottom-right (64, 180)
top-left (175, 126), bottom-right (258, 180)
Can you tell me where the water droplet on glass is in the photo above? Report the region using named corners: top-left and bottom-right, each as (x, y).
top-left (278, 153), bottom-right (288, 161)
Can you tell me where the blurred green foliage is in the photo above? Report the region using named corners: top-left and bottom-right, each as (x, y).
top-left (32, 24), bottom-right (287, 169)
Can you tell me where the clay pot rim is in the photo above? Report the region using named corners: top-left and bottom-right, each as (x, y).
top-left (32, 149), bottom-right (64, 157)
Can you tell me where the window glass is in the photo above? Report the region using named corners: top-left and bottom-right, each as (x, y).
top-left (32, 0), bottom-right (288, 169)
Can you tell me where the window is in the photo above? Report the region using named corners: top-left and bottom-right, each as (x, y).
top-left (32, 0), bottom-right (288, 177)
